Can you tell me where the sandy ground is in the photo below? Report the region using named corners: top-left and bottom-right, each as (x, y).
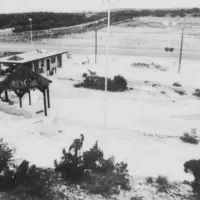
top-left (0, 54), bottom-right (200, 183)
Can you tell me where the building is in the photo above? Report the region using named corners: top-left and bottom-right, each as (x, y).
top-left (0, 49), bottom-right (68, 76)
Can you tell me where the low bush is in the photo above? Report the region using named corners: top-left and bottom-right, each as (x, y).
top-left (75, 71), bottom-right (128, 92)
top-left (156, 175), bottom-right (169, 186)
top-left (55, 134), bottom-right (131, 195)
top-left (173, 82), bottom-right (182, 87)
top-left (131, 62), bottom-right (149, 68)
top-left (193, 89), bottom-right (200, 97)
top-left (180, 129), bottom-right (198, 145)
top-left (146, 176), bottom-right (154, 184)
top-left (174, 89), bottom-right (187, 96)
top-left (156, 175), bottom-right (169, 193)
top-left (0, 138), bottom-right (56, 199)
top-left (131, 196), bottom-right (143, 200)
top-left (184, 159), bottom-right (200, 194)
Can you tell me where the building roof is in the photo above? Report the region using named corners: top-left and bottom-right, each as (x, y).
top-left (0, 65), bottom-right (52, 93)
top-left (0, 49), bottom-right (68, 64)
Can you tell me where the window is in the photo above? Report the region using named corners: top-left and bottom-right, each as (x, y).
top-left (41, 59), bottom-right (44, 67)
top-left (51, 56), bottom-right (56, 63)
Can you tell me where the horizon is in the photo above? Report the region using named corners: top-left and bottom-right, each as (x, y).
top-left (1, 0), bottom-right (200, 14)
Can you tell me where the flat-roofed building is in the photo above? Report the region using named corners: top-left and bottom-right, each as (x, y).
top-left (0, 49), bottom-right (68, 76)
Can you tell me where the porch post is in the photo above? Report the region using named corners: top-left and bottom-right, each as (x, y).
top-left (28, 90), bottom-right (31, 105)
top-left (5, 90), bottom-right (8, 102)
top-left (43, 89), bottom-right (47, 116)
top-left (19, 97), bottom-right (22, 108)
top-left (47, 87), bottom-right (50, 108)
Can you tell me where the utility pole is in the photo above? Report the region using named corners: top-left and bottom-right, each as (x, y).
top-left (29, 18), bottom-right (33, 45)
top-left (95, 26), bottom-right (98, 64)
top-left (178, 28), bottom-right (184, 73)
top-left (104, 0), bottom-right (111, 129)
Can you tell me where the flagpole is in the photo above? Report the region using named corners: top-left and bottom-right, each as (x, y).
top-left (104, 0), bottom-right (111, 129)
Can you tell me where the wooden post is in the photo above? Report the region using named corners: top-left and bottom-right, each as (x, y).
top-left (28, 90), bottom-right (31, 105)
top-left (95, 27), bottom-right (97, 64)
top-left (19, 97), bottom-right (22, 108)
top-left (5, 90), bottom-right (8, 102)
top-left (47, 87), bottom-right (50, 108)
top-left (43, 89), bottom-right (47, 116)
top-left (178, 28), bottom-right (184, 73)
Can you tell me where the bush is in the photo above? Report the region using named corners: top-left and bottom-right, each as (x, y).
top-left (184, 159), bottom-right (200, 194)
top-left (131, 196), bottom-right (143, 200)
top-left (173, 82), bottom-right (182, 87)
top-left (174, 89), bottom-right (187, 96)
top-left (14, 161), bottom-right (54, 198)
top-left (156, 175), bottom-right (169, 186)
top-left (83, 141), bottom-right (104, 171)
top-left (55, 134), bottom-right (131, 195)
top-left (156, 176), bottom-right (169, 193)
top-left (75, 71), bottom-right (128, 92)
top-left (146, 176), bottom-right (154, 184)
top-left (193, 89), bottom-right (200, 97)
top-left (54, 134), bottom-right (85, 182)
top-left (180, 129), bottom-right (198, 145)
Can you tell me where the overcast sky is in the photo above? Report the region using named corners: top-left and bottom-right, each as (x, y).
top-left (1, 0), bottom-right (200, 13)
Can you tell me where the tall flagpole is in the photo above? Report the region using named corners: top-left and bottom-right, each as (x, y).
top-left (104, 0), bottom-right (111, 128)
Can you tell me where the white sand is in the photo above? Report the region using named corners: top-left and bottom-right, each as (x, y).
top-left (0, 54), bottom-right (200, 182)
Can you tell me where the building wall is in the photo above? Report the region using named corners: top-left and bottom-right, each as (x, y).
top-left (31, 55), bottom-right (62, 75)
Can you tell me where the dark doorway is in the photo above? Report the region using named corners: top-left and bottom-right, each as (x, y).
top-left (47, 59), bottom-right (50, 71)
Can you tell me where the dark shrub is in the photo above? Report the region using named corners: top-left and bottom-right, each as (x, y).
top-left (193, 89), bottom-right (200, 97)
top-left (75, 71), bottom-right (128, 92)
top-left (0, 138), bottom-right (15, 190)
top-left (131, 196), bottom-right (143, 200)
top-left (146, 176), bottom-right (154, 184)
top-left (173, 82), bottom-right (182, 87)
top-left (184, 159), bottom-right (200, 194)
top-left (180, 129), bottom-right (198, 145)
top-left (55, 135), bottom-right (131, 195)
top-left (174, 89), bottom-right (186, 96)
top-left (14, 161), bottom-right (53, 198)
top-left (156, 176), bottom-right (169, 186)
top-left (83, 141), bottom-right (104, 171)
top-left (113, 75), bottom-right (127, 91)
top-left (156, 175), bottom-right (169, 193)
top-left (54, 134), bottom-right (84, 182)
top-left (82, 73), bottom-right (87, 78)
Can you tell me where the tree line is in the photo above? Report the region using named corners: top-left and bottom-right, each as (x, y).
top-left (0, 8), bottom-right (199, 33)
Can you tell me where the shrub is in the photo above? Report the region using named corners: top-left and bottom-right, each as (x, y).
top-left (14, 160), bottom-right (55, 198)
top-left (180, 129), bottom-right (198, 145)
top-left (75, 71), bottom-right (128, 92)
top-left (146, 176), bottom-right (154, 184)
top-left (131, 196), bottom-right (143, 200)
top-left (0, 138), bottom-right (15, 190)
top-left (83, 141), bottom-right (104, 171)
top-left (173, 82), bottom-right (182, 87)
top-left (156, 175), bottom-right (169, 193)
top-left (174, 89), bottom-right (186, 96)
top-left (156, 176), bottom-right (169, 186)
top-left (55, 135), bottom-right (131, 195)
top-left (113, 75), bottom-right (127, 91)
top-left (184, 159), bottom-right (200, 194)
top-left (54, 134), bottom-right (85, 182)
top-left (193, 89), bottom-right (200, 97)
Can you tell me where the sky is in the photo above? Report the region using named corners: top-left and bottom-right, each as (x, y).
top-left (1, 0), bottom-right (200, 13)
